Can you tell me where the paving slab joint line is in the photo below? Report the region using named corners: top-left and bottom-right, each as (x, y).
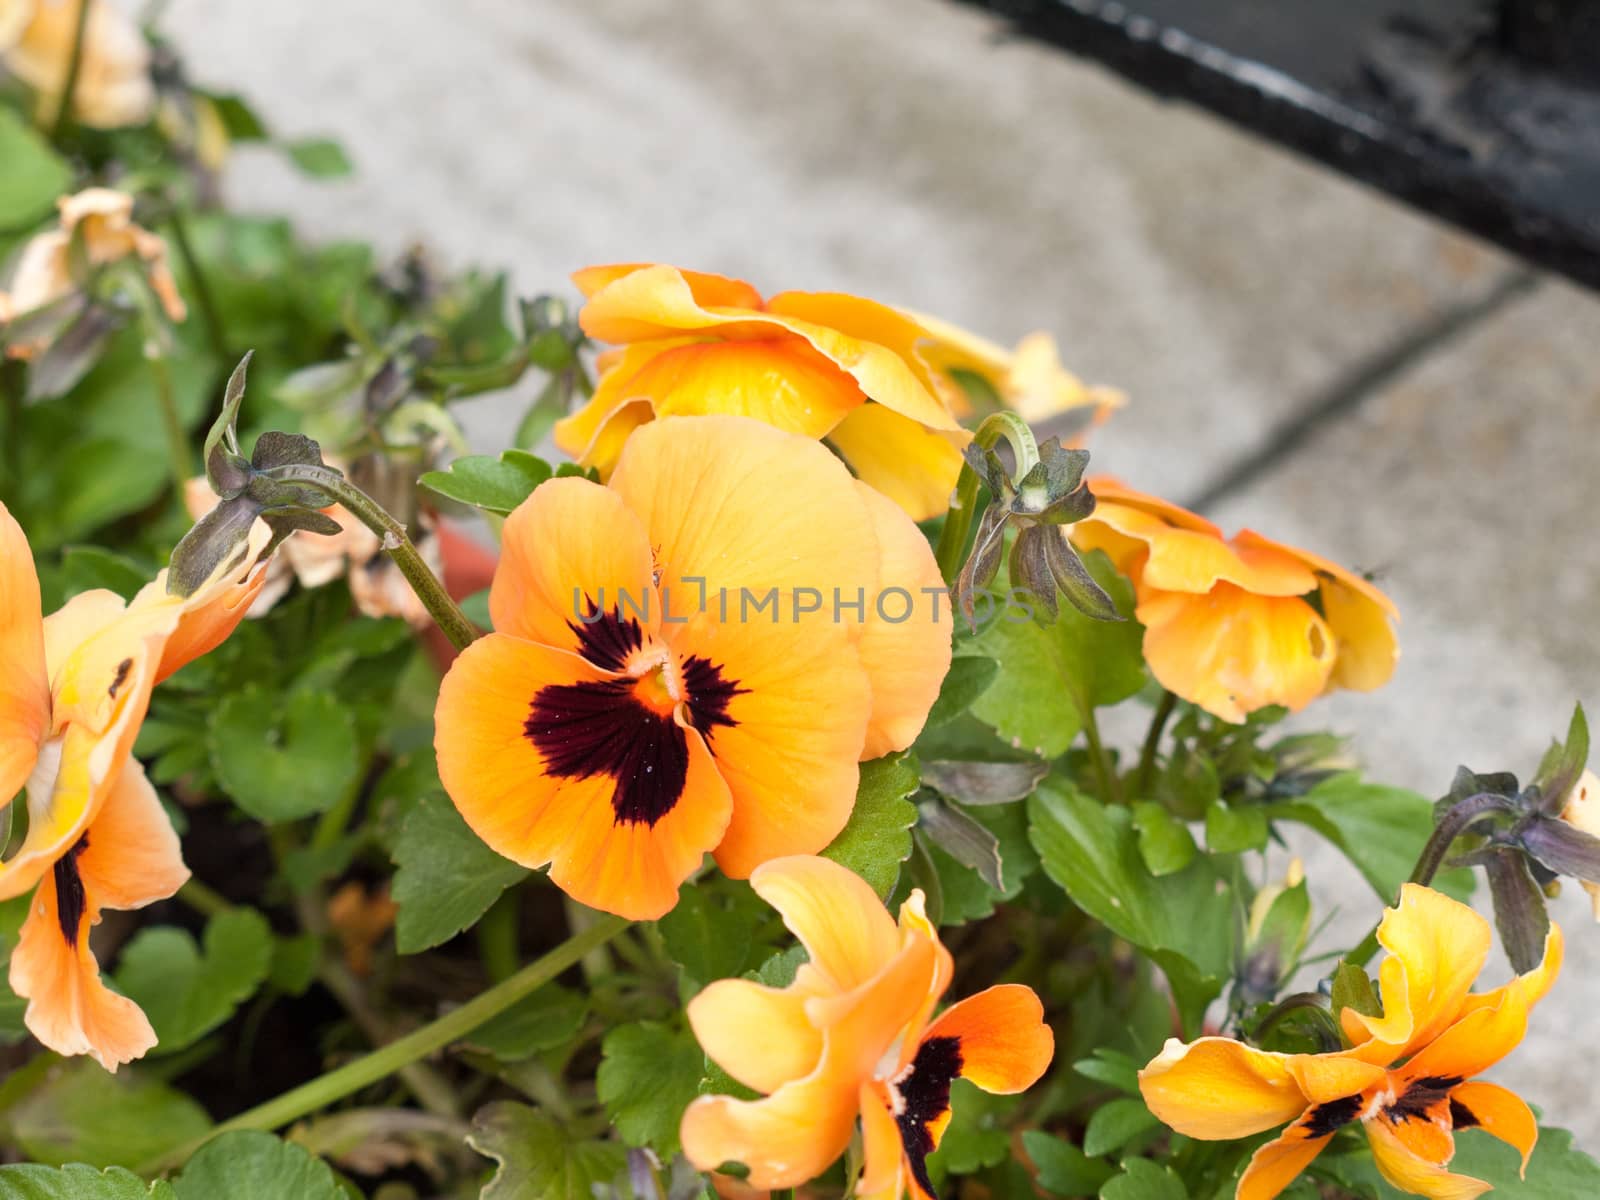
top-left (1184, 267), bottom-right (1542, 514)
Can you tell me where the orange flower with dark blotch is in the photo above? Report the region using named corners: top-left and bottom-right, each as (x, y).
top-left (1140, 885), bottom-right (1562, 1200)
top-left (0, 503), bottom-right (270, 1068)
top-left (433, 416), bottom-right (951, 920)
top-left (553, 264), bottom-right (973, 520)
top-left (679, 856), bottom-right (1053, 1196)
top-left (1071, 477), bottom-right (1398, 722)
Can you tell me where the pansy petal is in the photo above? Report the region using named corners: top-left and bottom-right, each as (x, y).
top-left (0, 503), bottom-right (49, 805)
top-left (1138, 1037), bottom-right (1308, 1140)
top-left (1086, 477), bottom-right (1227, 536)
top-left (1237, 1112), bottom-right (1334, 1200)
top-left (434, 634), bottom-right (730, 920)
top-left (921, 984), bottom-right (1053, 1095)
top-left (856, 1081), bottom-right (908, 1200)
top-left (609, 414), bottom-right (881, 607)
top-left (894, 889), bottom-right (953, 1050)
top-left (1319, 574), bottom-right (1399, 692)
top-left (552, 339), bottom-right (688, 469)
top-left (1374, 1109), bottom-right (1456, 1169)
top-left (491, 476), bottom-right (660, 662)
top-left (1136, 587), bottom-right (1334, 723)
top-left (1282, 1054), bottom-right (1386, 1105)
top-left (1136, 524), bottom-right (1316, 598)
top-left (826, 404), bottom-right (968, 522)
top-left (75, 759), bottom-right (187, 911)
top-left (1448, 1081), bottom-right (1537, 1173)
top-left (687, 977), bottom-right (824, 1095)
top-left (852, 483), bottom-right (951, 759)
top-left (1365, 1117), bottom-right (1492, 1200)
top-left (572, 263), bottom-right (765, 308)
top-left (680, 935), bottom-right (936, 1189)
top-left (748, 855), bottom-right (899, 994)
top-left (135, 518), bottom-right (273, 682)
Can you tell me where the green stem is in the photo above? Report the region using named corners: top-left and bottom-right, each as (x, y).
top-left (1, 362), bottom-right (23, 497)
top-left (309, 759), bottom-right (366, 853)
top-left (148, 351), bottom-right (195, 487)
top-left (1081, 708), bottom-right (1123, 806)
top-left (164, 211), bottom-right (231, 362)
top-left (1133, 690), bottom-right (1179, 801)
top-left (48, 0), bottom-right (91, 139)
top-left (177, 877), bottom-right (231, 917)
top-left (933, 411), bottom-right (1040, 584)
top-left (138, 913), bottom-right (629, 1174)
top-left (476, 890), bottom-right (520, 985)
top-left (265, 463), bottom-right (478, 651)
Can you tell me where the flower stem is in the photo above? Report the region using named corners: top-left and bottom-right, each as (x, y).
top-left (266, 463), bottom-right (478, 651)
top-left (138, 913), bottom-right (629, 1174)
top-left (1082, 707), bottom-right (1123, 806)
top-left (164, 210), bottom-right (232, 362)
top-left (934, 411), bottom-right (1040, 584)
top-left (1, 361), bottom-right (23, 495)
top-left (48, 0), bottom-right (90, 139)
top-left (1133, 690), bottom-right (1178, 801)
top-left (148, 351), bottom-right (195, 487)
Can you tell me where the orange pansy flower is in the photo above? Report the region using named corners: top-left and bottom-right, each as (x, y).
top-left (1071, 477), bottom-right (1398, 722)
top-left (434, 416), bottom-right (951, 920)
top-left (1140, 885), bottom-right (1562, 1200)
top-left (0, 503), bottom-right (269, 1068)
top-left (679, 855), bottom-right (1053, 1196)
top-left (553, 263), bottom-right (973, 520)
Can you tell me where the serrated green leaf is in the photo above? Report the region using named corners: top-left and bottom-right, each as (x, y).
top-left (1099, 1157), bottom-right (1187, 1200)
top-left (390, 793), bottom-right (528, 953)
top-left (656, 881), bottom-right (768, 985)
top-left (1022, 1130), bottom-right (1115, 1197)
top-left (925, 655), bottom-right (998, 729)
top-left (967, 551), bottom-right (1145, 756)
top-left (596, 1021), bottom-right (705, 1157)
top-left (467, 1102), bottom-right (627, 1200)
top-left (1028, 779), bottom-right (1231, 1030)
top-left (1082, 1097), bottom-right (1159, 1157)
top-left (209, 687), bottom-right (359, 822)
top-left (171, 1131), bottom-right (342, 1200)
top-left (0, 1164), bottom-right (175, 1200)
top-left (0, 109), bottom-right (72, 226)
top-left (1073, 1049), bottom-right (1142, 1094)
top-left (462, 984), bottom-right (588, 1062)
top-left (928, 1081), bottom-right (1015, 1178)
top-left (115, 908), bottom-right (273, 1054)
top-left (821, 752), bottom-right (919, 897)
top-left (5, 1063), bottom-right (212, 1168)
top-left (1131, 802), bottom-right (1197, 876)
top-left (1205, 800), bottom-right (1269, 854)
top-left (418, 451), bottom-right (552, 516)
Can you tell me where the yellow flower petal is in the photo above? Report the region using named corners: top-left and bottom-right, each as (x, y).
top-left (1138, 1037), bottom-right (1308, 1140)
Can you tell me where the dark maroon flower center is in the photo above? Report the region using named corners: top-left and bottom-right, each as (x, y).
top-left (54, 835), bottom-right (90, 945)
top-left (895, 1035), bottom-right (964, 1196)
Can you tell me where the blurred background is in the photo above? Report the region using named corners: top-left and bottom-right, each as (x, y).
top-left (163, 0), bottom-right (1600, 1142)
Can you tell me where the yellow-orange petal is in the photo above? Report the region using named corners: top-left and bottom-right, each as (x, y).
top-left (551, 339), bottom-right (686, 469)
top-left (748, 855), bottom-right (900, 995)
top-left (852, 482), bottom-right (951, 760)
top-left (0, 502), bottom-right (49, 805)
top-left (1138, 1037), bottom-right (1308, 1141)
top-left (135, 518), bottom-right (273, 682)
top-left (921, 984), bottom-right (1053, 1095)
top-left (1136, 586), bottom-right (1334, 723)
top-left (609, 414), bottom-right (881, 606)
top-left (825, 404), bottom-right (969, 522)
top-left (1342, 884), bottom-right (1492, 1064)
top-left (1365, 1117), bottom-right (1491, 1200)
top-left (893, 889), bottom-right (954, 1052)
top-left (856, 1081), bottom-right (908, 1200)
top-left (76, 758), bottom-right (187, 911)
top-left (1281, 1054), bottom-right (1386, 1105)
top-left (681, 934), bottom-right (937, 1189)
top-left (1449, 1081), bottom-right (1537, 1174)
top-left (434, 633), bottom-right (731, 920)
top-left (687, 977), bottom-right (825, 1095)
top-left (572, 263), bottom-right (765, 310)
top-left (491, 476), bottom-right (660, 660)
top-left (1401, 922), bottom-right (1563, 1084)
top-left (1085, 505), bottom-right (1313, 598)
top-left (1237, 1112), bottom-right (1335, 1200)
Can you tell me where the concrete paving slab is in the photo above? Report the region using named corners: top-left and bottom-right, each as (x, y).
top-left (1211, 279), bottom-right (1600, 1141)
top-left (165, 0), bottom-right (1508, 497)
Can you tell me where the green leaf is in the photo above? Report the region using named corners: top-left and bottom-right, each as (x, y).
top-left (967, 551), bottom-right (1145, 756)
top-left (390, 792), bottom-right (528, 954)
top-left (925, 655), bottom-right (998, 729)
top-left (1205, 800), bottom-right (1269, 853)
top-left (284, 138), bottom-right (353, 178)
top-left (0, 1165), bottom-right (174, 1200)
top-left (418, 451), bottom-right (553, 516)
top-left (58, 547), bottom-right (149, 601)
top-left (1022, 1130), bottom-right (1115, 1197)
top-left (171, 1131), bottom-right (342, 1200)
top-left (3, 1063), bottom-right (212, 1168)
top-left (462, 984), bottom-right (588, 1062)
top-left (927, 1081), bottom-right (1015, 1177)
top-left (1329, 962), bottom-right (1380, 1019)
top-left (0, 895), bottom-right (33, 1045)
top-left (1099, 1157), bottom-right (1188, 1200)
top-left (1270, 774), bottom-right (1474, 902)
top-left (596, 1021), bottom-right (705, 1157)
top-left (0, 109), bottom-right (72, 226)
top-left (115, 908), bottom-right (273, 1054)
top-left (467, 1102), bottom-right (627, 1200)
top-left (1131, 802), bottom-right (1197, 876)
top-left (1082, 1097), bottom-right (1159, 1157)
top-left (926, 801), bottom-right (1037, 924)
top-left (821, 752), bottom-right (920, 897)
top-left (206, 93), bottom-right (271, 141)
top-left (1073, 1048), bottom-right (1142, 1094)
top-left (209, 687), bottom-right (359, 822)
top-left (1327, 1124), bottom-right (1600, 1199)
top-left (1028, 779), bottom-right (1232, 1028)
top-left (656, 881), bottom-right (768, 985)
top-left (268, 932), bottom-right (321, 996)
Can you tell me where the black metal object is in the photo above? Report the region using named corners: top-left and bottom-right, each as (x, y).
top-left (955, 0), bottom-right (1600, 291)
